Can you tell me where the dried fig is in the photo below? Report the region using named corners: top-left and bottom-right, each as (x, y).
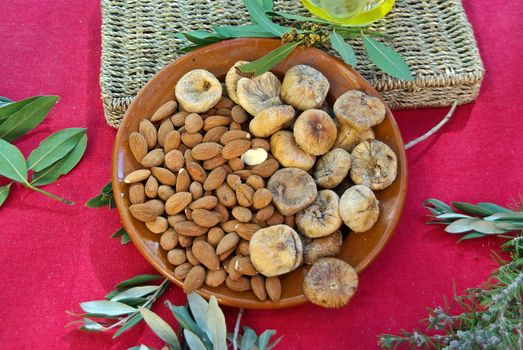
top-left (267, 167), bottom-right (317, 216)
top-left (303, 230), bottom-right (342, 265)
top-left (339, 185), bottom-right (379, 232)
top-left (303, 257), bottom-right (358, 308)
top-left (175, 69), bottom-right (222, 113)
top-left (236, 72), bottom-right (282, 116)
top-left (270, 131), bottom-right (316, 171)
top-left (313, 148), bottom-right (351, 189)
top-left (334, 122), bottom-right (375, 152)
top-left (293, 109), bottom-right (337, 156)
top-left (333, 90), bottom-right (386, 131)
top-left (225, 61), bottom-right (249, 104)
top-left (281, 65), bottom-right (330, 110)
top-left (249, 224), bottom-right (303, 277)
top-left (249, 105), bottom-right (295, 138)
top-left (350, 140), bottom-right (397, 190)
top-left (296, 190), bottom-right (342, 238)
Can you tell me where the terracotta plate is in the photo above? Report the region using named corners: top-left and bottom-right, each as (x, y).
top-left (112, 38), bottom-right (407, 309)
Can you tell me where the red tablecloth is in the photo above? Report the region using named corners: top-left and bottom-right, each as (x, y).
top-left (1, 1), bottom-right (522, 349)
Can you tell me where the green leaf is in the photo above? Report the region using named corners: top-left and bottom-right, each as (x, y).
top-left (85, 194), bottom-right (109, 208)
top-left (261, 0), bottom-right (273, 11)
top-left (484, 212), bottom-right (523, 221)
top-left (187, 292), bottom-right (209, 332)
top-left (0, 184), bottom-right (11, 207)
top-left (113, 313), bottom-right (143, 339)
top-left (424, 199), bottom-right (454, 214)
top-left (0, 97), bottom-right (12, 108)
top-left (243, 0), bottom-right (289, 36)
top-left (139, 307), bottom-right (181, 349)
top-left (267, 11), bottom-right (331, 24)
top-left (362, 35), bottom-right (413, 81)
top-left (0, 95), bottom-right (59, 141)
top-left (184, 329), bottom-right (207, 350)
top-left (436, 213), bottom-right (472, 220)
top-left (31, 133), bottom-right (87, 186)
top-left (444, 218), bottom-right (480, 234)
top-left (109, 195), bottom-right (116, 209)
top-left (116, 297), bottom-right (148, 306)
top-left (458, 232), bottom-right (488, 242)
top-left (452, 202), bottom-right (496, 217)
top-left (0, 139), bottom-right (28, 183)
top-left (212, 24), bottom-right (278, 38)
top-left (476, 202), bottom-right (512, 213)
top-left (80, 300), bottom-right (137, 316)
top-left (179, 44), bottom-right (205, 53)
top-left (115, 274), bottom-right (163, 289)
top-left (329, 31), bottom-right (357, 67)
top-left (205, 296), bottom-right (227, 350)
top-left (121, 231), bottom-right (132, 245)
top-left (0, 96), bottom-right (40, 122)
top-left (102, 181), bottom-right (113, 195)
top-left (258, 330), bottom-right (276, 350)
top-left (240, 327), bottom-right (258, 350)
top-left (182, 33), bottom-right (223, 45)
top-left (80, 318), bottom-right (107, 332)
top-left (111, 227), bottom-right (126, 239)
top-left (166, 301), bottom-right (212, 349)
top-left (239, 42), bottom-right (299, 77)
top-left (266, 335), bottom-right (283, 350)
top-left (27, 127), bottom-right (86, 171)
top-left (111, 285), bottom-right (159, 302)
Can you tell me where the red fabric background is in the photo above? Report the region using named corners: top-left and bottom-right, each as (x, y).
top-left (1, 1), bottom-right (522, 349)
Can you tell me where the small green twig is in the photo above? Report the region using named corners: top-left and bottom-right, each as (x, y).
top-left (24, 183), bottom-right (74, 204)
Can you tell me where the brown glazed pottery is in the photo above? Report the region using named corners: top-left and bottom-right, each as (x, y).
top-left (112, 38), bottom-right (407, 309)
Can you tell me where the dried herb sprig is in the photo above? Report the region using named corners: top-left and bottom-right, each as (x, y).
top-left (378, 199), bottom-right (523, 350)
top-left (85, 180), bottom-right (130, 244)
top-left (177, 0), bottom-right (413, 81)
top-left (0, 96), bottom-right (87, 207)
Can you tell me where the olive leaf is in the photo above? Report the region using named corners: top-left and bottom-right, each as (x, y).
top-left (240, 326), bottom-right (258, 350)
top-left (329, 31), bottom-right (357, 67)
top-left (27, 127), bottom-right (86, 172)
top-left (362, 35), bottom-right (413, 81)
top-left (451, 202), bottom-right (496, 217)
top-left (184, 329), bottom-right (207, 350)
top-left (0, 96), bottom-right (40, 123)
top-left (85, 194), bottom-right (109, 208)
top-left (139, 307), bottom-right (181, 349)
top-left (166, 301), bottom-right (212, 348)
top-left (81, 318), bottom-right (107, 332)
top-left (187, 292), bottom-right (209, 332)
top-left (0, 184), bottom-right (11, 207)
top-left (31, 133), bottom-right (87, 186)
top-left (115, 274), bottom-right (163, 289)
top-left (0, 138), bottom-right (28, 184)
top-left (113, 312), bottom-right (143, 339)
top-left (205, 296), bottom-right (227, 350)
top-left (182, 32), bottom-right (224, 45)
top-left (239, 42), bottom-right (299, 77)
top-left (243, 0), bottom-right (289, 36)
top-left (445, 218), bottom-right (481, 234)
top-left (80, 300), bottom-right (137, 317)
top-left (0, 95), bottom-right (59, 141)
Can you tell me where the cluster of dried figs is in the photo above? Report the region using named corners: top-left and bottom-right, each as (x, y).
top-left (123, 61), bottom-right (398, 309)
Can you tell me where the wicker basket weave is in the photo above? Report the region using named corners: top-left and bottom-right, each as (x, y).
top-left (100, 0), bottom-right (484, 128)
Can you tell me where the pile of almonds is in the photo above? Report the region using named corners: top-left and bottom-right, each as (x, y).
top-left (123, 62), bottom-right (398, 308)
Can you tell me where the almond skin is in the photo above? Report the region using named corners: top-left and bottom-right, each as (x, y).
top-left (227, 256), bottom-right (243, 280)
top-left (207, 227), bottom-right (225, 247)
top-left (251, 158), bottom-right (279, 178)
top-left (151, 100), bottom-right (177, 122)
top-left (187, 162), bottom-right (207, 183)
top-left (141, 149), bottom-right (165, 168)
top-left (226, 276), bottom-right (251, 292)
top-left (214, 203), bottom-right (229, 223)
top-left (167, 248), bottom-right (187, 265)
top-left (183, 265), bottom-right (206, 293)
top-left (253, 188), bottom-right (273, 209)
top-left (233, 170), bottom-right (252, 180)
top-left (231, 206), bottom-right (252, 223)
top-left (256, 204), bottom-right (275, 222)
top-left (174, 262), bottom-right (192, 280)
top-left (184, 113), bottom-right (204, 133)
top-left (203, 115), bottom-right (231, 131)
top-left (165, 192), bottom-right (192, 215)
top-left (157, 118), bottom-right (174, 147)
top-left (216, 232), bottom-right (240, 255)
top-left (189, 196), bottom-right (218, 210)
top-left (192, 241), bottom-right (220, 271)
top-left (226, 174), bottom-right (241, 190)
top-left (251, 275), bottom-right (267, 301)
top-left (228, 158), bottom-right (245, 172)
top-left (215, 183), bottom-right (237, 207)
top-left (234, 256), bottom-right (258, 276)
top-left (145, 176), bottom-right (159, 198)
top-left (220, 130), bottom-right (251, 145)
top-left (151, 167), bottom-right (176, 186)
top-left (171, 111), bottom-right (189, 127)
top-left (222, 139), bottom-right (251, 160)
top-left (236, 184), bottom-right (254, 207)
top-left (139, 119), bottom-right (157, 149)
top-left (174, 221), bottom-right (208, 237)
top-left (221, 220), bottom-right (241, 233)
top-left (250, 138), bottom-right (270, 152)
top-left (189, 182), bottom-right (203, 200)
top-left (235, 223), bottom-right (261, 240)
top-left (129, 132), bottom-right (148, 162)
top-left (267, 211), bottom-right (284, 225)
top-left (231, 105), bottom-right (248, 123)
top-left (181, 132), bottom-right (203, 148)
top-left (178, 235), bottom-right (194, 248)
top-left (129, 183), bottom-right (146, 204)
top-left (124, 169), bottom-right (151, 184)
top-left (203, 126), bottom-right (228, 143)
top-left (164, 150), bottom-right (184, 172)
top-left (266, 276), bottom-right (282, 301)
top-left (215, 96), bottom-right (234, 109)
top-left (164, 130), bottom-right (181, 153)
top-left (160, 228), bottom-right (178, 250)
top-left (284, 215), bottom-right (296, 228)
top-left (191, 142), bottom-right (223, 161)
top-left (204, 167), bottom-right (227, 191)
top-left (203, 154), bottom-right (227, 170)
top-left (192, 209), bottom-right (222, 228)
top-left (205, 268), bottom-right (227, 287)
top-left (176, 168), bottom-right (191, 192)
top-left (186, 247), bottom-right (201, 265)
top-left (130, 202), bottom-right (162, 222)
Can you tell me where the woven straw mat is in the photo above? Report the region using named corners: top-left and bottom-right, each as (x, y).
top-left (100, 0), bottom-right (484, 128)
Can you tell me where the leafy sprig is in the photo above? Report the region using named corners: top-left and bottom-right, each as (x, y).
top-left (0, 96), bottom-right (87, 207)
top-left (85, 181), bottom-right (130, 244)
top-left (379, 199), bottom-right (523, 349)
top-left (176, 0), bottom-right (412, 80)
